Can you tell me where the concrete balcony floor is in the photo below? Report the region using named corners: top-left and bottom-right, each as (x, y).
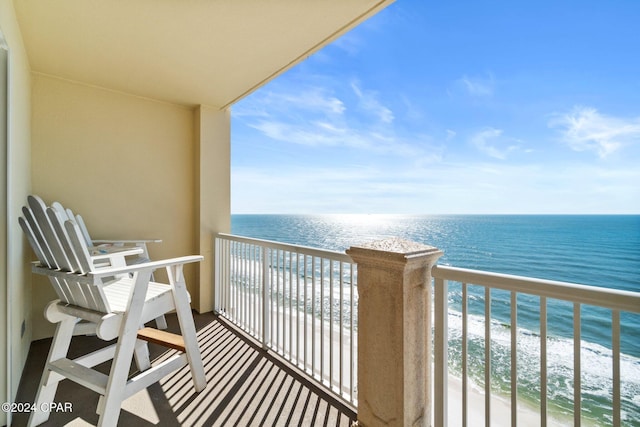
top-left (13, 312), bottom-right (356, 427)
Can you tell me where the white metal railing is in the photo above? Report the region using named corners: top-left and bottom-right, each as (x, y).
top-left (213, 233), bottom-right (358, 406)
top-left (432, 265), bottom-right (640, 427)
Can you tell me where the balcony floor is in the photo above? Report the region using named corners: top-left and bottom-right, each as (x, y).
top-left (13, 312), bottom-right (356, 427)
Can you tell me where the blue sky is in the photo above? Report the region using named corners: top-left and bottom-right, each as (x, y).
top-left (231, 0), bottom-right (640, 214)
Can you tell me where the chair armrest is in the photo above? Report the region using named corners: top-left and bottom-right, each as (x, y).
top-left (92, 239), bottom-right (162, 245)
top-left (90, 247), bottom-right (144, 260)
top-left (88, 255), bottom-right (203, 281)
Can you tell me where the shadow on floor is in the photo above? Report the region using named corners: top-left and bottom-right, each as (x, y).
top-left (13, 312), bottom-right (356, 427)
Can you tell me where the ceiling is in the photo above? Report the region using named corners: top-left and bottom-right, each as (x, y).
top-left (15, 0), bottom-right (394, 109)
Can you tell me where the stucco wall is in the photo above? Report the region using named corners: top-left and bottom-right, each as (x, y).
top-left (0, 0), bottom-right (33, 422)
top-left (31, 74), bottom-right (199, 338)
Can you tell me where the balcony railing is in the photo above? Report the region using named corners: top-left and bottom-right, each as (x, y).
top-left (433, 265), bottom-right (640, 427)
top-left (213, 233), bottom-right (358, 407)
top-left (214, 233), bottom-right (640, 426)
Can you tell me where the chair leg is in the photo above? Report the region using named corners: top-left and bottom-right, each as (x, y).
top-left (133, 339), bottom-right (151, 371)
top-left (154, 315), bottom-right (168, 330)
top-left (97, 271), bottom-right (150, 427)
top-left (168, 265), bottom-right (207, 391)
top-left (28, 318), bottom-right (76, 427)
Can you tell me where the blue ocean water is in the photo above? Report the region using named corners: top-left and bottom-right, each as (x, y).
top-left (231, 214), bottom-right (640, 424)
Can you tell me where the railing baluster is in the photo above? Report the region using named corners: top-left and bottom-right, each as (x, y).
top-left (540, 296), bottom-right (548, 427)
top-left (339, 261), bottom-right (344, 397)
top-left (243, 242), bottom-right (247, 330)
top-left (304, 254), bottom-right (308, 371)
top-left (280, 250), bottom-right (284, 352)
top-left (214, 237), bottom-right (219, 311)
top-left (433, 276), bottom-right (448, 427)
top-left (296, 253), bottom-right (301, 366)
top-left (271, 248), bottom-right (276, 347)
top-left (510, 291), bottom-right (518, 427)
top-left (246, 243), bottom-right (250, 331)
top-left (246, 243), bottom-right (250, 332)
top-left (256, 245), bottom-right (260, 335)
top-left (289, 250), bottom-right (293, 361)
top-left (223, 239), bottom-right (229, 313)
top-left (283, 251), bottom-right (287, 358)
top-left (574, 303), bottom-right (581, 426)
top-left (254, 245), bottom-right (259, 335)
top-left (485, 286), bottom-right (492, 426)
top-left (330, 259), bottom-right (334, 390)
top-left (234, 242), bottom-right (239, 325)
top-left (239, 243), bottom-right (244, 328)
top-left (262, 245), bottom-right (269, 348)
top-left (312, 256), bottom-right (316, 376)
top-left (350, 263), bottom-right (355, 403)
top-left (462, 282), bottom-right (468, 427)
top-left (214, 238), bottom-right (220, 312)
top-left (612, 310), bottom-right (621, 427)
top-left (321, 257), bottom-right (325, 384)
top-left (250, 244), bottom-right (255, 334)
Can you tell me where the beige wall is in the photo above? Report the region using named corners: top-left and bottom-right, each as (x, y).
top-left (31, 74), bottom-right (199, 338)
top-left (1, 0), bottom-right (33, 423)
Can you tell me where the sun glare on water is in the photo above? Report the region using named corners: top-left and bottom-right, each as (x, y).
top-left (326, 213), bottom-right (398, 228)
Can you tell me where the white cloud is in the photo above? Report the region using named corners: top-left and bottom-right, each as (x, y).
top-left (351, 81), bottom-right (395, 123)
top-left (459, 74), bottom-right (495, 97)
top-left (549, 106), bottom-right (640, 158)
top-left (249, 119), bottom-right (364, 148)
top-left (234, 86), bottom-right (345, 118)
top-left (469, 127), bottom-right (520, 160)
top-left (237, 80), bottom-right (422, 156)
top-left (329, 33), bottom-right (363, 56)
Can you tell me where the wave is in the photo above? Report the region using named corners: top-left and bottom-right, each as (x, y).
top-left (446, 309), bottom-right (640, 424)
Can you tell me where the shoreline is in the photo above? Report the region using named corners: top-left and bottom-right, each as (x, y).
top-left (446, 374), bottom-right (597, 427)
top-left (446, 375), bottom-right (539, 426)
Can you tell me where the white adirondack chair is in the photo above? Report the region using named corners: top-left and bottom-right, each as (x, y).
top-left (19, 196), bottom-right (206, 427)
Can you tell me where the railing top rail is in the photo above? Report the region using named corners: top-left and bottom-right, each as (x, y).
top-left (215, 232), bottom-right (354, 264)
top-left (432, 264), bottom-right (640, 313)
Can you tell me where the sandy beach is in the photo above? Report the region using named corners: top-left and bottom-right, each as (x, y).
top-left (238, 302), bottom-right (581, 426)
top-left (444, 374), bottom-right (563, 427)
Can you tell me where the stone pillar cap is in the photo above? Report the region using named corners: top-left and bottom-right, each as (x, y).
top-left (347, 237), bottom-right (443, 264)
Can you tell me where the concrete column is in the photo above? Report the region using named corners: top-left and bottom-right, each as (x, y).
top-left (347, 238), bottom-right (443, 427)
top-left (195, 105), bottom-right (231, 313)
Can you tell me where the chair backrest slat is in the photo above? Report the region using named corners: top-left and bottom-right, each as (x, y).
top-left (83, 282), bottom-right (110, 312)
top-left (46, 207), bottom-right (82, 273)
top-left (74, 214), bottom-right (94, 247)
top-left (22, 206), bottom-right (57, 268)
top-left (50, 278), bottom-right (71, 302)
top-left (18, 217), bottom-right (49, 266)
top-left (28, 195), bottom-right (73, 271)
top-left (56, 279), bottom-right (75, 305)
top-left (51, 202), bottom-right (70, 219)
top-left (64, 219), bottom-right (94, 275)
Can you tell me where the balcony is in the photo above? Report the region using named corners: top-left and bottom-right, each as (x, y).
top-left (15, 233), bottom-right (640, 426)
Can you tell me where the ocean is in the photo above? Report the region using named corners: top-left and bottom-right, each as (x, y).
top-left (231, 214), bottom-right (640, 425)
